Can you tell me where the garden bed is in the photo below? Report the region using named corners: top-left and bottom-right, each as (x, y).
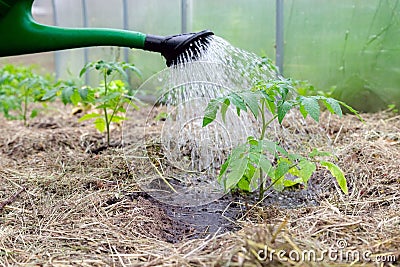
top-left (0, 102), bottom-right (399, 266)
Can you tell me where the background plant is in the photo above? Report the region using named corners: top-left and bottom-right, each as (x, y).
top-left (57, 60), bottom-right (142, 146)
top-left (0, 64), bottom-right (55, 126)
top-left (203, 78), bottom-right (361, 199)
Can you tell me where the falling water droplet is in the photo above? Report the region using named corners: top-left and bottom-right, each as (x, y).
top-left (160, 35), bottom-right (280, 175)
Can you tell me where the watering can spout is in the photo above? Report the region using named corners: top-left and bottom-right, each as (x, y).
top-left (144, 30), bottom-right (214, 66)
top-left (0, 0), bottom-right (214, 66)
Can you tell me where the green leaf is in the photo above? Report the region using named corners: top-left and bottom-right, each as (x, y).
top-left (220, 98), bottom-right (230, 124)
top-left (127, 100), bottom-right (140, 110)
top-left (248, 138), bottom-right (262, 165)
top-left (116, 106), bottom-right (126, 113)
top-left (289, 165), bottom-right (300, 177)
top-left (338, 101), bottom-right (364, 122)
top-left (239, 91), bottom-right (260, 118)
top-left (79, 64), bottom-right (90, 77)
top-left (309, 148), bottom-right (332, 158)
top-left (259, 155), bottom-right (273, 175)
top-left (229, 143), bottom-right (248, 162)
top-left (70, 89), bottom-right (81, 106)
top-left (113, 64), bottom-right (127, 78)
top-left (78, 87), bottom-right (89, 101)
top-left (155, 112), bottom-right (168, 121)
top-left (110, 115), bottom-right (126, 123)
top-left (277, 101), bottom-right (293, 124)
top-left (283, 179), bottom-right (301, 187)
top-left (61, 86), bottom-right (74, 105)
top-left (298, 160), bottom-right (316, 185)
top-left (299, 104), bottom-right (308, 119)
top-left (100, 92), bottom-right (121, 102)
top-left (261, 140), bottom-right (288, 156)
top-left (224, 157), bottom-right (249, 190)
top-left (78, 113), bottom-right (102, 122)
top-left (125, 64), bottom-right (142, 77)
top-left (203, 99), bottom-right (220, 127)
top-left (218, 157), bottom-right (230, 180)
top-left (237, 176), bottom-right (251, 192)
top-left (320, 161), bottom-right (348, 194)
top-left (41, 88), bottom-right (58, 101)
top-left (275, 160), bottom-right (290, 179)
top-left (238, 163), bottom-right (257, 191)
top-left (260, 91), bottom-right (277, 114)
top-left (30, 109), bottom-right (38, 118)
top-left (94, 117), bottom-right (106, 132)
top-left (95, 103), bottom-right (112, 109)
top-left (300, 96), bottom-right (320, 122)
top-left (324, 98), bottom-right (342, 117)
top-left (228, 93), bottom-right (247, 112)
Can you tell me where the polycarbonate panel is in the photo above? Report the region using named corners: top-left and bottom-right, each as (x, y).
top-left (2, 0), bottom-right (398, 112)
top-left (192, 0), bottom-right (276, 59)
top-left (284, 0), bottom-right (400, 112)
top-left (126, 0), bottom-right (181, 83)
top-left (52, 0), bottom-right (86, 81)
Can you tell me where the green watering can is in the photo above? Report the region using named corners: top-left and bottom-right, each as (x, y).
top-left (0, 0), bottom-right (213, 66)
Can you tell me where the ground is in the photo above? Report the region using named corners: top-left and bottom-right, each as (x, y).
top-left (0, 102), bottom-right (399, 266)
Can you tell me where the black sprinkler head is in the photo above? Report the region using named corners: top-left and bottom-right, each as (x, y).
top-left (144, 30), bottom-right (214, 66)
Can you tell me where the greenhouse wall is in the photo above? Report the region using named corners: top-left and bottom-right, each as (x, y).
top-left (0, 0), bottom-right (398, 112)
top-left (283, 0), bottom-right (400, 112)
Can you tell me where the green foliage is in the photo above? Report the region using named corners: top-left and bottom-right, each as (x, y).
top-left (387, 104), bottom-right (398, 114)
top-left (203, 78), bottom-right (357, 199)
top-left (154, 111), bottom-right (169, 121)
top-left (0, 64), bottom-right (55, 125)
top-left (61, 60), bottom-right (141, 146)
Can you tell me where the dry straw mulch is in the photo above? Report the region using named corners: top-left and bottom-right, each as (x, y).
top-left (0, 104), bottom-right (399, 266)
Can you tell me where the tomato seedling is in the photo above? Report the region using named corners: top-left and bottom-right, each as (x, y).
top-left (203, 77), bottom-right (361, 199)
top-left (0, 64), bottom-right (55, 126)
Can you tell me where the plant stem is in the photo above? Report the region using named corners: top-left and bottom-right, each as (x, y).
top-left (103, 71), bottom-right (110, 146)
top-left (23, 88), bottom-right (28, 126)
top-left (258, 100), bottom-right (266, 200)
top-left (258, 176), bottom-right (264, 201)
top-left (108, 96), bottom-right (122, 125)
top-left (258, 101), bottom-right (279, 201)
top-left (260, 106), bottom-right (266, 140)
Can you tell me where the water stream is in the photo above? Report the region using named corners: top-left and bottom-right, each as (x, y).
top-left (161, 36), bottom-right (280, 173)
top-left (124, 35), bottom-right (315, 207)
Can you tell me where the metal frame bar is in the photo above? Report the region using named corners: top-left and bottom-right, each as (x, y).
top-left (276, 0), bottom-right (284, 74)
top-left (122, 0), bottom-right (129, 63)
top-left (82, 0), bottom-right (89, 84)
top-left (181, 0), bottom-right (188, 33)
top-left (51, 0), bottom-right (60, 79)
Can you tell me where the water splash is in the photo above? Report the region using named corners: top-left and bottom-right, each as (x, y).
top-left (159, 36), bottom-right (281, 174)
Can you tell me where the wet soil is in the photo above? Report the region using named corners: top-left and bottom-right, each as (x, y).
top-left (123, 183), bottom-right (321, 243)
top-left (125, 191), bottom-right (242, 242)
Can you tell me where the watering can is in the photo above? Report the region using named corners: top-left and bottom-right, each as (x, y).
top-left (0, 0), bottom-right (213, 66)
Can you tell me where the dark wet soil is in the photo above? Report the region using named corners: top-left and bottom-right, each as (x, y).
top-left (125, 182), bottom-right (322, 243)
top-left (126, 191), bottom-right (242, 242)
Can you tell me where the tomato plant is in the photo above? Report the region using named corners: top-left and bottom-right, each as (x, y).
top-left (203, 78), bottom-right (361, 199)
top-left (61, 60), bottom-right (142, 146)
top-left (0, 64), bottom-right (55, 126)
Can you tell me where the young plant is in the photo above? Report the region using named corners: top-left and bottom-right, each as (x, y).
top-left (203, 78), bottom-right (361, 199)
top-left (70, 60), bottom-right (141, 146)
top-left (0, 64), bottom-right (55, 125)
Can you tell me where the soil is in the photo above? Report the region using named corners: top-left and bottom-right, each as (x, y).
top-left (1, 102), bottom-right (399, 266)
